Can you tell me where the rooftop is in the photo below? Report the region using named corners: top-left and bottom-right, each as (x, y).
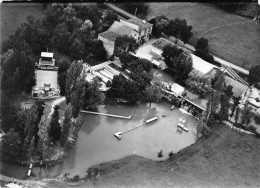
top-left (127, 17), bottom-right (153, 30)
top-left (41, 52), bottom-right (53, 58)
top-left (99, 30), bottom-right (121, 42)
top-left (109, 21), bottom-right (135, 36)
top-left (190, 53), bottom-right (218, 76)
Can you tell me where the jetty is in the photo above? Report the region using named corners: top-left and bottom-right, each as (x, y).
top-left (81, 104), bottom-right (137, 120)
top-left (114, 117), bottom-right (158, 139)
top-left (81, 110), bottom-right (131, 119)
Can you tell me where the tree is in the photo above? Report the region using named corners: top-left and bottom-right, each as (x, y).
top-left (119, 52), bottom-right (138, 69)
top-left (24, 103), bottom-right (39, 152)
top-left (51, 22), bottom-right (71, 54)
top-left (93, 40), bottom-right (107, 61)
top-left (69, 38), bottom-right (86, 60)
top-left (49, 105), bottom-right (62, 142)
top-left (2, 128), bottom-right (22, 160)
top-left (27, 136), bottom-right (35, 160)
top-left (249, 65), bottom-right (260, 86)
top-left (219, 94), bottom-right (230, 121)
top-left (186, 75), bottom-right (212, 98)
top-left (65, 60), bottom-right (84, 104)
top-left (83, 78), bottom-right (104, 109)
top-left (196, 119), bottom-right (210, 138)
top-left (60, 104), bottom-right (73, 146)
top-left (37, 103), bottom-right (52, 157)
top-left (213, 73), bottom-right (226, 92)
top-left (102, 10), bottom-right (118, 31)
top-left (145, 82), bottom-right (163, 107)
top-left (223, 85), bottom-right (234, 98)
top-left (234, 107), bottom-right (240, 124)
top-left (162, 44), bottom-right (183, 68)
top-left (230, 96), bottom-right (240, 118)
top-left (194, 50), bottom-right (215, 65)
top-left (71, 76), bottom-right (86, 118)
top-left (74, 5), bottom-right (102, 33)
top-left (163, 18), bottom-right (193, 43)
top-left (175, 51), bottom-right (193, 83)
top-left (114, 35), bottom-right (139, 57)
top-left (195, 37), bottom-right (209, 53)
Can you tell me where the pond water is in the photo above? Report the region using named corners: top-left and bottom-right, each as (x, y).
top-left (0, 101), bottom-right (198, 180)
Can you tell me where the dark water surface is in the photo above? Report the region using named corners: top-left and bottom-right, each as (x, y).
top-left (0, 102), bottom-right (198, 180)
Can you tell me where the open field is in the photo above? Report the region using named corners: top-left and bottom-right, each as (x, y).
top-left (148, 3), bottom-right (260, 70)
top-left (0, 3), bottom-right (44, 42)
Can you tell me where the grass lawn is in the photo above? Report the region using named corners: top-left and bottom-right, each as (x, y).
top-left (0, 3), bottom-right (44, 42)
top-left (148, 3), bottom-right (260, 70)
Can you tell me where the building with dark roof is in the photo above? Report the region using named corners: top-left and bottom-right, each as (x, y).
top-left (98, 18), bottom-right (153, 57)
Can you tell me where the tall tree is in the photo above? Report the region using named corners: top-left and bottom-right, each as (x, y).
top-left (195, 37), bottom-right (209, 53)
top-left (114, 35), bottom-right (139, 57)
top-left (175, 51), bottom-right (193, 83)
top-left (27, 136), bottom-right (35, 160)
top-left (2, 128), bottom-right (22, 160)
top-left (219, 93), bottom-right (230, 121)
top-left (102, 10), bottom-right (118, 31)
top-left (71, 76), bottom-right (86, 118)
top-left (249, 65), bottom-right (260, 86)
top-left (145, 81), bottom-right (163, 107)
top-left (49, 105), bottom-right (62, 142)
top-left (65, 60), bottom-right (84, 104)
top-left (162, 44), bottom-right (183, 68)
top-left (60, 104), bottom-right (73, 146)
top-left (51, 22), bottom-right (71, 54)
top-left (83, 78), bottom-right (104, 109)
top-left (163, 18), bottom-right (193, 43)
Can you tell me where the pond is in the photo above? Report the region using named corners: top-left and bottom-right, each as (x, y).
top-left (0, 101), bottom-right (198, 180)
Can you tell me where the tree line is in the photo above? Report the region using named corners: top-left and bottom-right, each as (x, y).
top-left (1, 3), bottom-right (119, 96)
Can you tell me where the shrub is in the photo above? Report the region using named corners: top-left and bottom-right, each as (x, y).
top-left (255, 116), bottom-right (260, 125)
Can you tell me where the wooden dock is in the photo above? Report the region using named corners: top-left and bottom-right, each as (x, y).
top-left (81, 104), bottom-right (136, 120)
top-left (114, 117), bottom-right (158, 139)
top-left (81, 110), bottom-right (131, 119)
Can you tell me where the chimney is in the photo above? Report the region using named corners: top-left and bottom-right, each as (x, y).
top-left (142, 20), bottom-right (146, 24)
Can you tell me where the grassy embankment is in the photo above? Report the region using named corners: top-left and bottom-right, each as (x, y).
top-left (148, 3), bottom-right (260, 70)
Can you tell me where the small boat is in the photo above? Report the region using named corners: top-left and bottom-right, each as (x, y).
top-left (177, 117), bottom-right (188, 132)
top-left (179, 117), bottom-right (186, 124)
top-left (170, 105), bottom-right (175, 110)
top-left (177, 123), bottom-right (189, 132)
top-left (145, 117), bottom-right (158, 124)
top-left (114, 132), bottom-right (122, 139)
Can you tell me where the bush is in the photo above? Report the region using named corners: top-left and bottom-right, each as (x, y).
top-left (248, 125), bottom-right (256, 132)
top-left (255, 116), bottom-right (260, 125)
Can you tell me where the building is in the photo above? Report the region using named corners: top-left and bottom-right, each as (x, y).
top-left (240, 86), bottom-right (260, 115)
top-left (32, 52), bottom-right (60, 99)
top-left (84, 60), bottom-right (128, 91)
top-left (98, 18), bottom-right (153, 57)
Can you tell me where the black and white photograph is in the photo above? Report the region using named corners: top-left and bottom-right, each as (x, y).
top-left (0, 1), bottom-right (260, 187)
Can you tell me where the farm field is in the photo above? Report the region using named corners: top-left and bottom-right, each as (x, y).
top-left (148, 3), bottom-right (260, 70)
top-left (0, 3), bottom-right (44, 42)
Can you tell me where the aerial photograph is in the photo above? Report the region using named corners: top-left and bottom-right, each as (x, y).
top-left (0, 1), bottom-right (260, 188)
